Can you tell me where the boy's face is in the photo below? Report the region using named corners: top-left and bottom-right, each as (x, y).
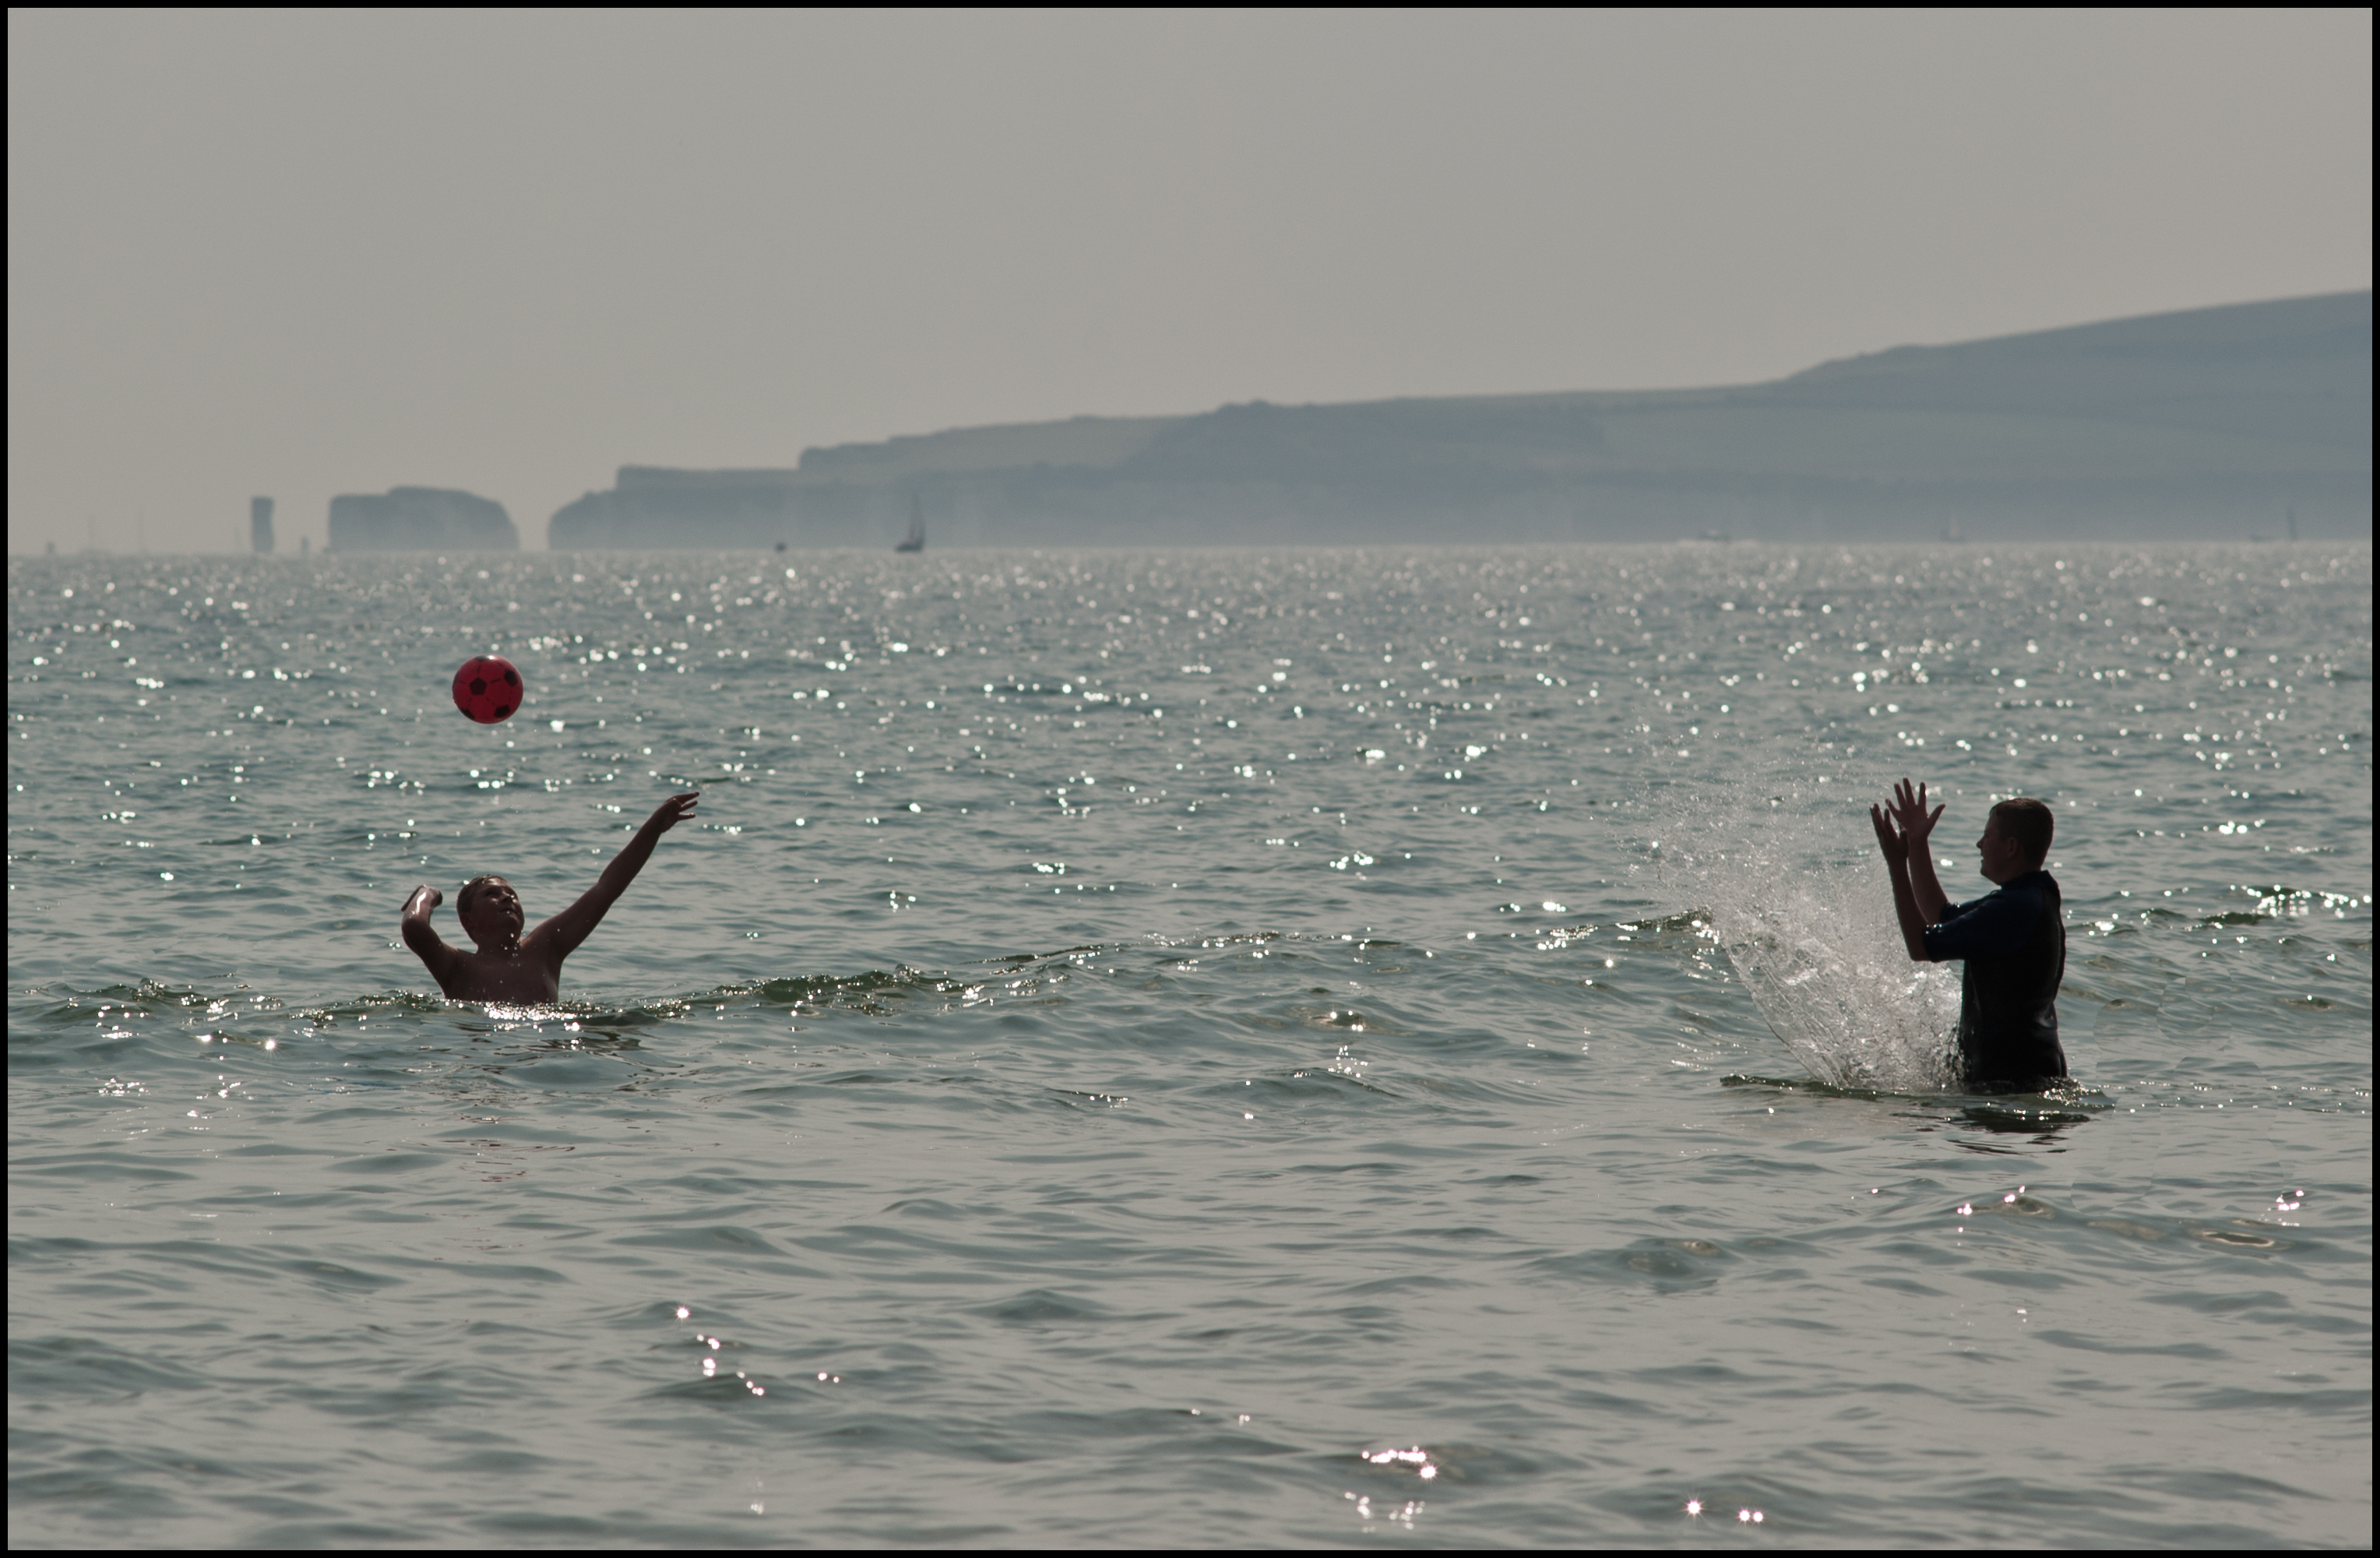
top-left (459, 877), bottom-right (524, 947)
top-left (1975, 813), bottom-right (2026, 884)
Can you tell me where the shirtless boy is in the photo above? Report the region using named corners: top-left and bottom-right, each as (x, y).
top-left (400, 791), bottom-right (700, 1002)
top-left (1869, 778), bottom-right (2069, 1092)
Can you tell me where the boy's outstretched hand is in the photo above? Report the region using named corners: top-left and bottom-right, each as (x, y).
top-left (1886, 777), bottom-right (1945, 847)
top-left (1869, 802), bottom-right (1909, 866)
top-left (643, 791), bottom-right (700, 834)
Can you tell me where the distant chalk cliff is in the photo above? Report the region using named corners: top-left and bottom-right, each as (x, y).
top-left (547, 290), bottom-right (2371, 548)
top-left (329, 488), bottom-right (518, 552)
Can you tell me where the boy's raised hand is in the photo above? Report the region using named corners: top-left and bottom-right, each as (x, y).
top-left (643, 791), bottom-right (701, 834)
top-left (1888, 777), bottom-right (1944, 846)
top-left (1869, 802), bottom-right (1909, 866)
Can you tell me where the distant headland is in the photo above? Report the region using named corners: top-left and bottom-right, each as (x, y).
top-left (329, 487), bottom-right (518, 552)
top-left (547, 290), bottom-right (2369, 548)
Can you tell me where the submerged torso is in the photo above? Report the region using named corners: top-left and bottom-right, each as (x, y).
top-left (436, 935), bottom-right (564, 1003)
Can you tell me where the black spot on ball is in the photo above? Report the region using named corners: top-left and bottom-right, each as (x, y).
top-left (470, 678), bottom-right (488, 695)
top-left (494, 704), bottom-right (512, 719)
top-left (503, 669), bottom-right (519, 686)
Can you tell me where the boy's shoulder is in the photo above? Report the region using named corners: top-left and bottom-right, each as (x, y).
top-left (2006, 869), bottom-right (2060, 904)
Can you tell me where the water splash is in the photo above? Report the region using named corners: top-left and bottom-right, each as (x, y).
top-left (1664, 778), bottom-right (1959, 1092)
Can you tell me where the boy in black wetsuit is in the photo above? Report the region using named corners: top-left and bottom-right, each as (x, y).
top-left (1869, 779), bottom-right (2068, 1091)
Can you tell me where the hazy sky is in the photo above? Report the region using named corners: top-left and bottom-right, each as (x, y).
top-left (9, 9), bottom-right (2371, 553)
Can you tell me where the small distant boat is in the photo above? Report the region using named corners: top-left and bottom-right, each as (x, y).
top-left (1942, 518), bottom-right (1966, 543)
top-left (895, 496), bottom-right (925, 553)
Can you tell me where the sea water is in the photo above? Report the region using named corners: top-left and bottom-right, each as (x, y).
top-left (9, 544), bottom-right (2371, 1546)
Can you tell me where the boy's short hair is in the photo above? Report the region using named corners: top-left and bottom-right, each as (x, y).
top-left (457, 875), bottom-right (508, 915)
top-left (1991, 798), bottom-right (2054, 869)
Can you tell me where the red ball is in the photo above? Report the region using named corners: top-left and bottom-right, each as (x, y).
top-left (452, 654), bottom-right (524, 724)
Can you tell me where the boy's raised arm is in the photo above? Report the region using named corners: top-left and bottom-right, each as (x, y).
top-left (1870, 804), bottom-right (1934, 964)
top-left (536, 791), bottom-right (701, 960)
top-left (401, 884), bottom-right (460, 985)
top-left (1887, 777), bottom-right (1951, 924)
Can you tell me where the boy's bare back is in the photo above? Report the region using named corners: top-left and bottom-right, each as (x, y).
top-left (401, 791), bottom-right (699, 1002)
